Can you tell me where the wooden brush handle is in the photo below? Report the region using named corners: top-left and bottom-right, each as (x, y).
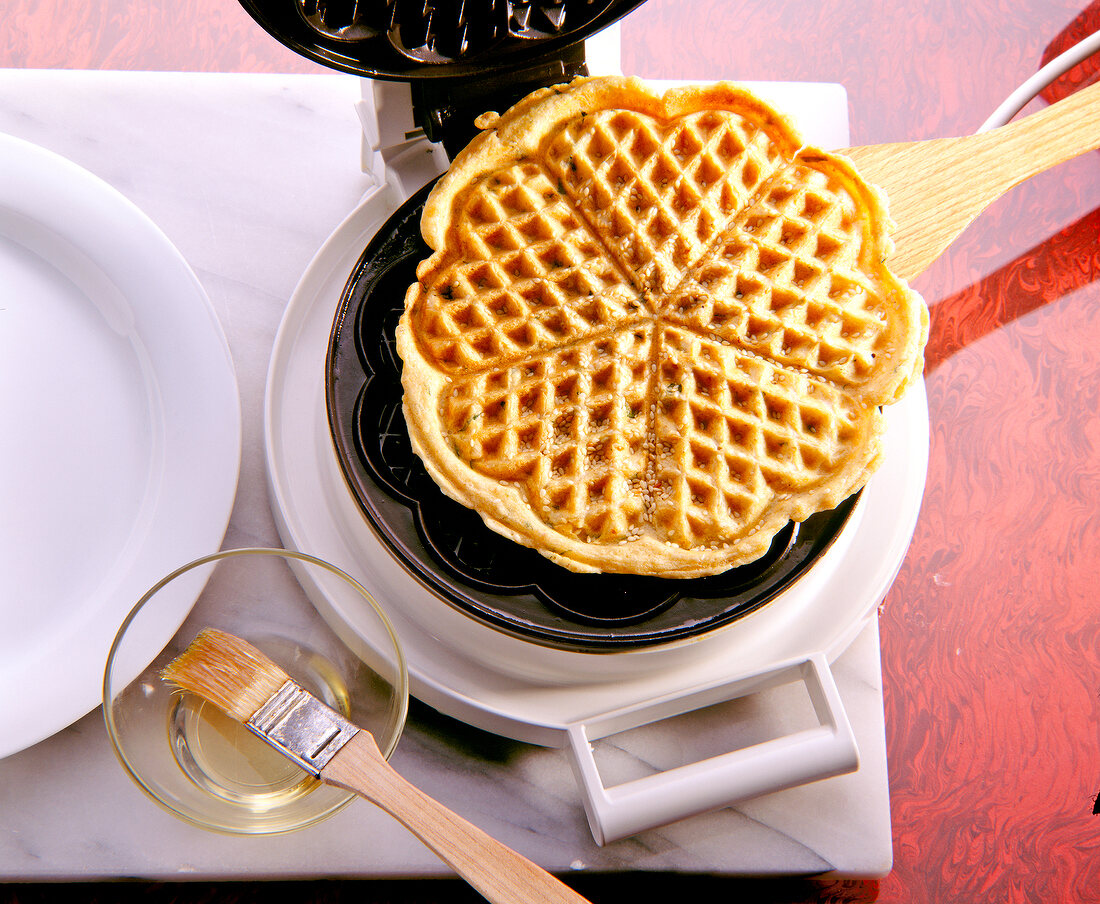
top-left (323, 732), bottom-right (590, 904)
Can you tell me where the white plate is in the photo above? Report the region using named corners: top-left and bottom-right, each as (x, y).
top-left (0, 133), bottom-right (241, 759)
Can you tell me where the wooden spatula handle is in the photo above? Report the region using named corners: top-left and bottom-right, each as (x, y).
top-left (323, 732), bottom-right (590, 904)
top-left (988, 77), bottom-right (1100, 189)
top-left (845, 78), bottom-right (1100, 280)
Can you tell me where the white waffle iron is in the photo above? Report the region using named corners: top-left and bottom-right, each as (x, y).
top-left (250, 1), bottom-right (929, 843)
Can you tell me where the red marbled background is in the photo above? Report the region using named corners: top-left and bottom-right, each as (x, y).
top-left (2, 2), bottom-right (1100, 902)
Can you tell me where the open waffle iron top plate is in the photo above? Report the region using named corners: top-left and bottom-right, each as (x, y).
top-left (239, 1), bottom-right (648, 80)
top-left (239, 1), bottom-right (651, 155)
top-left (324, 180), bottom-right (859, 653)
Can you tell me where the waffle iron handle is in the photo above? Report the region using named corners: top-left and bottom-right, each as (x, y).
top-left (563, 653), bottom-right (858, 845)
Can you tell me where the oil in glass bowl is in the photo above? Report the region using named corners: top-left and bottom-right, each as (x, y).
top-left (104, 548), bottom-right (408, 835)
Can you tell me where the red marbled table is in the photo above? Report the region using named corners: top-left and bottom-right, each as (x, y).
top-left (2, 2), bottom-right (1099, 902)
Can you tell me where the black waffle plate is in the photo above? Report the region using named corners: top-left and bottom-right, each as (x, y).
top-left (239, 0), bottom-right (647, 80)
top-left (324, 182), bottom-right (859, 652)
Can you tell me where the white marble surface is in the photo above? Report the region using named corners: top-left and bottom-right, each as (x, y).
top-left (0, 69), bottom-right (892, 880)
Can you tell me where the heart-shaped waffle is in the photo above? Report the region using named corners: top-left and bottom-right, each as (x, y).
top-left (396, 76), bottom-right (927, 577)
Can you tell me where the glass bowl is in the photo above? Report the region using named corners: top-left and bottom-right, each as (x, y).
top-left (103, 547), bottom-right (408, 835)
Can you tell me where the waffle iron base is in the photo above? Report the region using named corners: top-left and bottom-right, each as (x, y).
top-left (325, 180), bottom-right (861, 653)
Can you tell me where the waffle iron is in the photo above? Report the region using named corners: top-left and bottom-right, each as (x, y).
top-left (241, 0), bottom-right (861, 650)
top-left (251, 0), bottom-right (930, 843)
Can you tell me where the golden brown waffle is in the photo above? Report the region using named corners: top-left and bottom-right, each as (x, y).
top-left (396, 76), bottom-right (927, 578)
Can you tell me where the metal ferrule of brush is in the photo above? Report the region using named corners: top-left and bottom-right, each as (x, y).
top-left (247, 680), bottom-right (359, 776)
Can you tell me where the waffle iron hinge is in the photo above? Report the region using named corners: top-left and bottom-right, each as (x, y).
top-left (411, 42), bottom-right (589, 158)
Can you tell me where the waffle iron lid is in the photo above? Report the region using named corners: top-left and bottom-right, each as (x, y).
top-left (237, 1), bottom-right (647, 80)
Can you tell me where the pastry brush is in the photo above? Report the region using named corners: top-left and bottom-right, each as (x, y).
top-left (162, 628), bottom-right (589, 904)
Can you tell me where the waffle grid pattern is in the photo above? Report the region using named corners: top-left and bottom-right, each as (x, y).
top-left (399, 82), bottom-right (923, 574)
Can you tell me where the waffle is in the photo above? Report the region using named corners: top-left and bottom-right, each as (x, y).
top-left (396, 76), bottom-right (927, 578)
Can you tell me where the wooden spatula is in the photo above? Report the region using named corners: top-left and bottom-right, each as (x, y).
top-left (840, 78), bottom-right (1100, 281)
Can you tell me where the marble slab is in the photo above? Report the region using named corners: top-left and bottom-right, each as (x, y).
top-left (0, 69), bottom-right (891, 880)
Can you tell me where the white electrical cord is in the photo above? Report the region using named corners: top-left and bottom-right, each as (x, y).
top-left (978, 27), bottom-right (1100, 131)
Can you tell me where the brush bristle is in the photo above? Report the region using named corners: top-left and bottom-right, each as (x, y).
top-left (161, 628), bottom-right (291, 722)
